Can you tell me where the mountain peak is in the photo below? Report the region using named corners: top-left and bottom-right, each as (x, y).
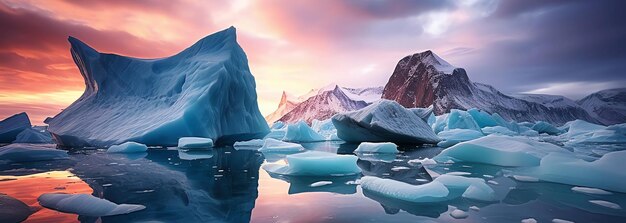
top-left (410, 50), bottom-right (455, 73)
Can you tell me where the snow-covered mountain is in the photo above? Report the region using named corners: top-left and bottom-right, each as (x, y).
top-left (264, 91), bottom-right (299, 124)
top-left (381, 50), bottom-right (598, 125)
top-left (269, 85), bottom-right (383, 124)
top-left (577, 88), bottom-right (626, 125)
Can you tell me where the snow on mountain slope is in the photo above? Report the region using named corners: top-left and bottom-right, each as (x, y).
top-left (0, 112), bottom-right (31, 143)
top-left (278, 85), bottom-right (372, 124)
top-left (382, 50), bottom-right (598, 125)
top-left (47, 27), bottom-right (269, 147)
top-left (265, 91), bottom-right (299, 124)
top-left (577, 88), bottom-right (626, 125)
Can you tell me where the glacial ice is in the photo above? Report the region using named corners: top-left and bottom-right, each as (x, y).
top-left (258, 138), bottom-right (305, 153)
top-left (444, 109), bottom-right (482, 132)
top-left (13, 128), bottom-right (53, 143)
top-left (432, 114), bottom-right (449, 134)
top-left (532, 121), bottom-right (562, 135)
top-left (282, 120), bottom-right (325, 142)
top-left (481, 126), bottom-right (518, 136)
top-left (263, 151), bottom-right (360, 176)
top-left (408, 106), bottom-right (434, 122)
top-left (177, 149), bottom-right (214, 160)
top-left (563, 120), bottom-right (605, 138)
top-left (0, 144), bottom-right (68, 163)
top-left (46, 27), bottom-right (269, 147)
top-left (332, 100), bottom-right (440, 144)
top-left (354, 142), bottom-right (399, 153)
top-left (566, 123), bottom-right (626, 144)
top-left (407, 158), bottom-right (437, 166)
top-left (520, 150), bottom-right (626, 193)
top-left (467, 108), bottom-right (498, 128)
top-left (177, 137), bottom-right (214, 149)
top-left (571, 187), bottom-right (612, 195)
top-left (589, 200), bottom-right (621, 210)
top-left (233, 139), bottom-right (265, 147)
top-left (311, 119), bottom-right (339, 140)
top-left (435, 175), bottom-right (497, 202)
top-left (106, 142), bottom-right (148, 153)
top-left (310, 181), bottom-right (333, 187)
top-left (38, 193), bottom-right (145, 217)
top-left (434, 135), bottom-right (568, 166)
top-left (436, 129), bottom-right (484, 148)
top-left (449, 209), bottom-right (468, 219)
top-left (0, 112), bottom-right (31, 143)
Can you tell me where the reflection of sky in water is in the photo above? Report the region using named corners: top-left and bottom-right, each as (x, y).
top-left (0, 142), bottom-right (625, 222)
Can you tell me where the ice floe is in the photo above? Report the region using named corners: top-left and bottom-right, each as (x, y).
top-left (177, 137), bottom-right (214, 149)
top-left (38, 193), bottom-right (145, 217)
top-left (263, 151), bottom-right (360, 176)
top-left (354, 142), bottom-right (399, 153)
top-left (106, 142), bottom-right (148, 153)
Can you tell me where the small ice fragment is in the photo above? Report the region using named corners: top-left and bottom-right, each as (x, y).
top-left (259, 138), bottom-right (305, 152)
top-left (107, 142), bottom-right (147, 153)
top-left (483, 174), bottom-right (494, 178)
top-left (488, 180), bottom-right (498, 185)
top-left (513, 175), bottom-right (539, 182)
top-left (234, 139), bottom-right (265, 148)
top-left (552, 219), bottom-right (575, 223)
top-left (571, 187), bottom-right (612, 195)
top-left (589, 200), bottom-right (621, 209)
top-left (354, 142), bottom-right (399, 153)
top-left (408, 158), bottom-right (437, 166)
top-left (391, 166), bottom-right (410, 171)
top-left (310, 181), bottom-right (333, 187)
top-left (469, 206), bottom-right (480, 211)
top-left (38, 193), bottom-right (145, 217)
top-left (521, 218), bottom-right (537, 223)
top-left (447, 172), bottom-right (471, 176)
top-left (450, 209), bottom-right (468, 219)
top-left (177, 137), bottom-right (213, 149)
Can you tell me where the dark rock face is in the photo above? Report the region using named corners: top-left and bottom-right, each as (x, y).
top-left (279, 85), bottom-right (368, 124)
top-left (382, 51), bottom-right (599, 125)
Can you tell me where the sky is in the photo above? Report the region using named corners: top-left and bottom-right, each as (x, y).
top-left (1, 0), bottom-right (625, 125)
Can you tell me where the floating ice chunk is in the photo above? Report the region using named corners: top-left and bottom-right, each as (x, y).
top-left (0, 112), bottom-right (31, 143)
top-left (482, 126), bottom-right (518, 136)
top-left (408, 158), bottom-right (437, 166)
top-left (434, 135), bottom-right (568, 167)
top-left (106, 142), bottom-right (148, 153)
top-left (467, 108), bottom-right (498, 128)
top-left (512, 175), bottom-right (539, 182)
top-left (258, 138), bottom-right (305, 153)
top-left (469, 206), bottom-right (480, 211)
top-left (0, 194), bottom-right (32, 223)
top-left (177, 137), bottom-right (213, 149)
top-left (564, 120), bottom-right (605, 138)
top-left (445, 109), bottom-right (482, 132)
top-left (332, 100), bottom-right (439, 144)
top-left (435, 175), bottom-right (497, 202)
top-left (589, 200), bottom-right (621, 209)
top-left (567, 123), bottom-right (626, 144)
top-left (532, 121), bottom-right (562, 135)
top-left (449, 209), bottom-right (468, 219)
top-left (13, 128), bottom-right (53, 143)
top-left (552, 219), bottom-right (574, 223)
top-left (233, 139), bottom-right (265, 147)
top-left (263, 151), bottom-right (360, 176)
top-left (38, 193), bottom-right (145, 217)
top-left (359, 176), bottom-right (450, 203)
top-left (282, 121), bottom-right (325, 142)
top-left (310, 181), bottom-right (333, 187)
top-left (571, 187), bottom-right (612, 195)
top-left (521, 150), bottom-right (626, 193)
top-left (46, 27), bottom-right (270, 147)
top-left (447, 172), bottom-right (471, 176)
top-left (354, 142), bottom-right (399, 153)
top-left (521, 218), bottom-right (538, 223)
top-left (0, 144), bottom-right (68, 163)
top-left (391, 166), bottom-right (410, 171)
top-left (436, 129), bottom-right (484, 148)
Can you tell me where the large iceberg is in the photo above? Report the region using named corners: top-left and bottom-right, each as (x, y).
top-left (38, 193), bottom-right (145, 217)
top-left (563, 119), bottom-right (605, 138)
top-left (332, 100), bottom-right (439, 144)
top-left (282, 120), bottom-right (325, 142)
top-left (434, 135), bottom-right (568, 166)
top-left (13, 127), bottom-right (53, 143)
top-left (467, 108), bottom-right (498, 128)
top-left (0, 143), bottom-right (68, 163)
top-left (263, 151), bottom-right (361, 176)
top-left (46, 27), bottom-right (269, 147)
top-left (444, 109), bottom-right (482, 132)
top-left (0, 112), bottom-right (31, 143)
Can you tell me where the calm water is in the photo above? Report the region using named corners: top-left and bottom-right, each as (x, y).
top-left (1, 141), bottom-right (625, 223)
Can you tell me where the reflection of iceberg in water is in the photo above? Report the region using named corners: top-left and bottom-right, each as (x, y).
top-left (70, 148), bottom-right (263, 222)
top-left (177, 149), bottom-right (214, 160)
top-left (357, 159), bottom-right (432, 184)
top-left (265, 172), bottom-right (358, 195)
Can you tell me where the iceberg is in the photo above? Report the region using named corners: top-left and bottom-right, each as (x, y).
top-left (520, 150), bottom-right (626, 193)
top-left (46, 27), bottom-right (269, 147)
top-left (233, 139), bottom-right (265, 147)
top-left (0, 194), bottom-right (32, 223)
top-left (106, 142), bottom-right (148, 153)
top-left (258, 138), bottom-right (305, 153)
top-left (444, 109), bottom-right (482, 132)
top-left (566, 123), bottom-right (626, 144)
top-left (332, 100), bottom-right (439, 144)
top-left (434, 135), bottom-right (568, 167)
top-left (0, 143), bottom-right (68, 163)
top-left (432, 114), bottom-right (448, 133)
top-left (311, 119), bottom-right (339, 140)
top-left (13, 127), bottom-right (53, 143)
top-left (0, 112), bottom-right (31, 143)
top-left (263, 151), bottom-right (360, 176)
top-left (467, 108), bottom-right (498, 128)
top-left (436, 129), bottom-right (484, 148)
top-left (563, 120), bottom-right (605, 138)
top-left (177, 137), bottom-right (214, 149)
top-left (282, 120), bottom-right (325, 142)
top-left (38, 193), bottom-right (145, 217)
top-left (354, 142), bottom-right (399, 153)
top-left (408, 106), bottom-right (434, 122)
top-left (532, 121), bottom-right (562, 135)
top-left (481, 126), bottom-right (518, 136)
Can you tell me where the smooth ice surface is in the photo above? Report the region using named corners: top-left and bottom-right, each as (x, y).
top-left (282, 121), bottom-right (325, 142)
top-left (311, 119), bottom-right (338, 140)
top-left (445, 109), bottom-right (482, 132)
top-left (13, 128), bottom-right (53, 143)
top-left (0, 112), bottom-right (31, 143)
top-left (46, 27), bottom-right (269, 147)
top-left (233, 139), bottom-right (265, 147)
top-left (436, 129), bottom-right (484, 148)
top-left (467, 108), bottom-right (498, 128)
top-left (435, 135), bottom-right (568, 166)
top-left (521, 150), bottom-right (626, 193)
top-left (435, 175), bottom-right (497, 202)
top-left (589, 200), bottom-right (621, 209)
top-left (310, 181), bottom-right (333, 187)
top-left (571, 187), bottom-right (612, 195)
top-left (566, 123), bottom-right (626, 144)
top-left (38, 193), bottom-right (146, 217)
top-left (532, 121), bottom-right (562, 135)
top-left (106, 142), bottom-right (148, 153)
top-left (360, 176), bottom-right (450, 203)
top-left (449, 209), bottom-right (468, 219)
top-left (0, 143), bottom-right (68, 163)
top-left (263, 151), bottom-right (360, 176)
top-left (564, 120), bottom-right (605, 138)
top-left (178, 137), bottom-right (214, 149)
top-left (332, 100), bottom-right (439, 144)
top-left (177, 149), bottom-right (214, 160)
top-left (354, 142), bottom-right (399, 153)
top-left (482, 126), bottom-right (518, 136)
top-left (258, 138), bottom-right (304, 152)
top-left (408, 106), bottom-right (433, 122)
